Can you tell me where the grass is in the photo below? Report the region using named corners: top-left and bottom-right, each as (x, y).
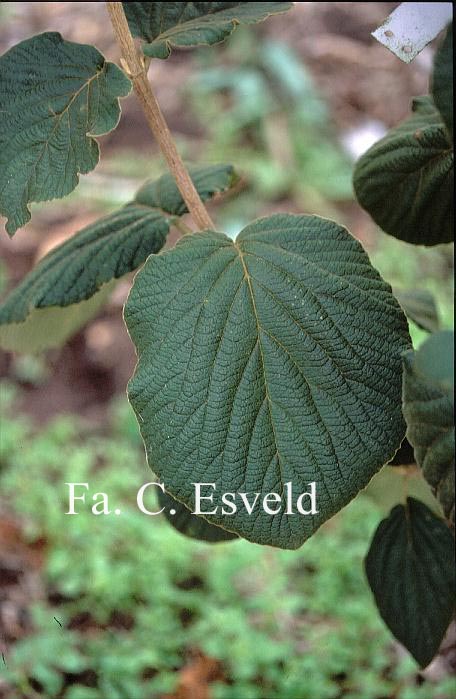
top-left (1, 384), bottom-right (455, 699)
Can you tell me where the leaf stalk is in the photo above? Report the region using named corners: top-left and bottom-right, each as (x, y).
top-left (106, 1), bottom-right (215, 231)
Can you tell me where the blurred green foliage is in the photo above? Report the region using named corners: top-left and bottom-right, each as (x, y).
top-left (188, 29), bottom-right (353, 230)
top-left (370, 235), bottom-right (454, 348)
top-left (1, 386), bottom-right (455, 698)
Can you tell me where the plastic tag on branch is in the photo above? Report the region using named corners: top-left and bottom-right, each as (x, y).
top-left (372, 2), bottom-right (453, 63)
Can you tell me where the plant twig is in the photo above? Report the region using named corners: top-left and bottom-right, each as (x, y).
top-left (106, 1), bottom-right (215, 231)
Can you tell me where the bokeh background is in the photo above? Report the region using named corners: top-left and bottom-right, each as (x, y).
top-left (0, 3), bottom-right (454, 698)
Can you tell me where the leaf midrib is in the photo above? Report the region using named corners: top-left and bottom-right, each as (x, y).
top-left (148, 2), bottom-right (246, 42)
top-left (15, 67), bottom-right (104, 204)
top-left (234, 240), bottom-right (286, 493)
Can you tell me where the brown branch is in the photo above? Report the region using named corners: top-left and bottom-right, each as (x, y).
top-left (106, 1), bottom-right (215, 231)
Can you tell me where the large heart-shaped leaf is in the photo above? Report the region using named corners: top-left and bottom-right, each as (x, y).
top-left (365, 497), bottom-right (455, 667)
top-left (353, 96), bottom-right (454, 246)
top-left (0, 164), bottom-right (236, 352)
top-left (432, 24), bottom-right (453, 141)
top-left (125, 214), bottom-right (410, 549)
top-left (0, 32), bottom-right (132, 236)
top-left (123, 2), bottom-right (292, 59)
top-left (403, 331), bottom-right (455, 525)
top-left (158, 490), bottom-right (238, 542)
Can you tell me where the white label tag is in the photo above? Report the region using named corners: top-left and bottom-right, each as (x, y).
top-left (372, 2), bottom-right (453, 63)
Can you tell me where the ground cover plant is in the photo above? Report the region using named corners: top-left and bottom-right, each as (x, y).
top-left (0, 2), bottom-right (454, 694)
top-left (1, 386), bottom-right (455, 698)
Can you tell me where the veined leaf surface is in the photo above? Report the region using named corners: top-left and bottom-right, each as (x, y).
top-left (0, 284), bottom-right (114, 354)
top-left (0, 32), bottom-right (132, 236)
top-left (135, 164), bottom-right (238, 214)
top-left (158, 490), bottom-right (238, 542)
top-left (353, 96), bottom-right (453, 246)
top-left (365, 498), bottom-right (455, 667)
top-left (123, 2), bottom-right (293, 59)
top-left (125, 214), bottom-right (410, 549)
top-left (0, 164), bottom-right (237, 352)
top-left (403, 331), bottom-right (455, 525)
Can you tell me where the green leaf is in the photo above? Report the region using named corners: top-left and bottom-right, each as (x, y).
top-left (365, 497), bottom-right (455, 667)
top-left (431, 24), bottom-right (453, 141)
top-left (0, 164), bottom-right (237, 352)
top-left (0, 282), bottom-right (114, 353)
top-left (0, 208), bottom-right (169, 321)
top-left (158, 490), bottom-right (238, 542)
top-left (395, 289), bottom-right (439, 333)
top-left (411, 330), bottom-right (454, 391)
top-left (125, 213), bottom-right (410, 549)
top-left (123, 2), bottom-right (293, 59)
top-left (403, 331), bottom-right (455, 525)
top-left (135, 164), bottom-right (239, 214)
top-left (0, 32), bottom-right (132, 236)
top-left (353, 96), bottom-right (454, 246)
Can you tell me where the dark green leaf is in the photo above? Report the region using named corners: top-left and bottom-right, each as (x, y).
top-left (123, 2), bottom-right (292, 59)
top-left (431, 24), bottom-right (453, 141)
top-left (0, 283), bottom-right (114, 353)
top-left (0, 164), bottom-right (237, 352)
top-left (1, 207), bottom-right (168, 321)
top-left (395, 289), bottom-right (439, 333)
top-left (125, 213), bottom-right (410, 549)
top-left (158, 490), bottom-right (238, 542)
top-left (411, 329), bottom-right (454, 391)
top-left (0, 32), bottom-right (132, 236)
top-left (403, 331), bottom-right (455, 525)
top-left (135, 164), bottom-right (239, 214)
top-left (353, 96), bottom-right (454, 246)
top-left (365, 497), bottom-right (455, 667)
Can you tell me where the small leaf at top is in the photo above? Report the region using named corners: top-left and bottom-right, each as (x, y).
top-left (403, 331), bottom-right (455, 525)
top-left (125, 213), bottom-right (411, 549)
top-left (365, 497), bottom-right (455, 667)
top-left (431, 24), bottom-right (453, 141)
top-left (0, 32), bottom-right (132, 236)
top-left (123, 2), bottom-right (293, 59)
top-left (395, 289), bottom-right (439, 333)
top-left (158, 490), bottom-right (238, 542)
top-left (353, 96), bottom-right (454, 246)
top-left (135, 164), bottom-right (239, 215)
top-left (0, 164), bottom-right (237, 353)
